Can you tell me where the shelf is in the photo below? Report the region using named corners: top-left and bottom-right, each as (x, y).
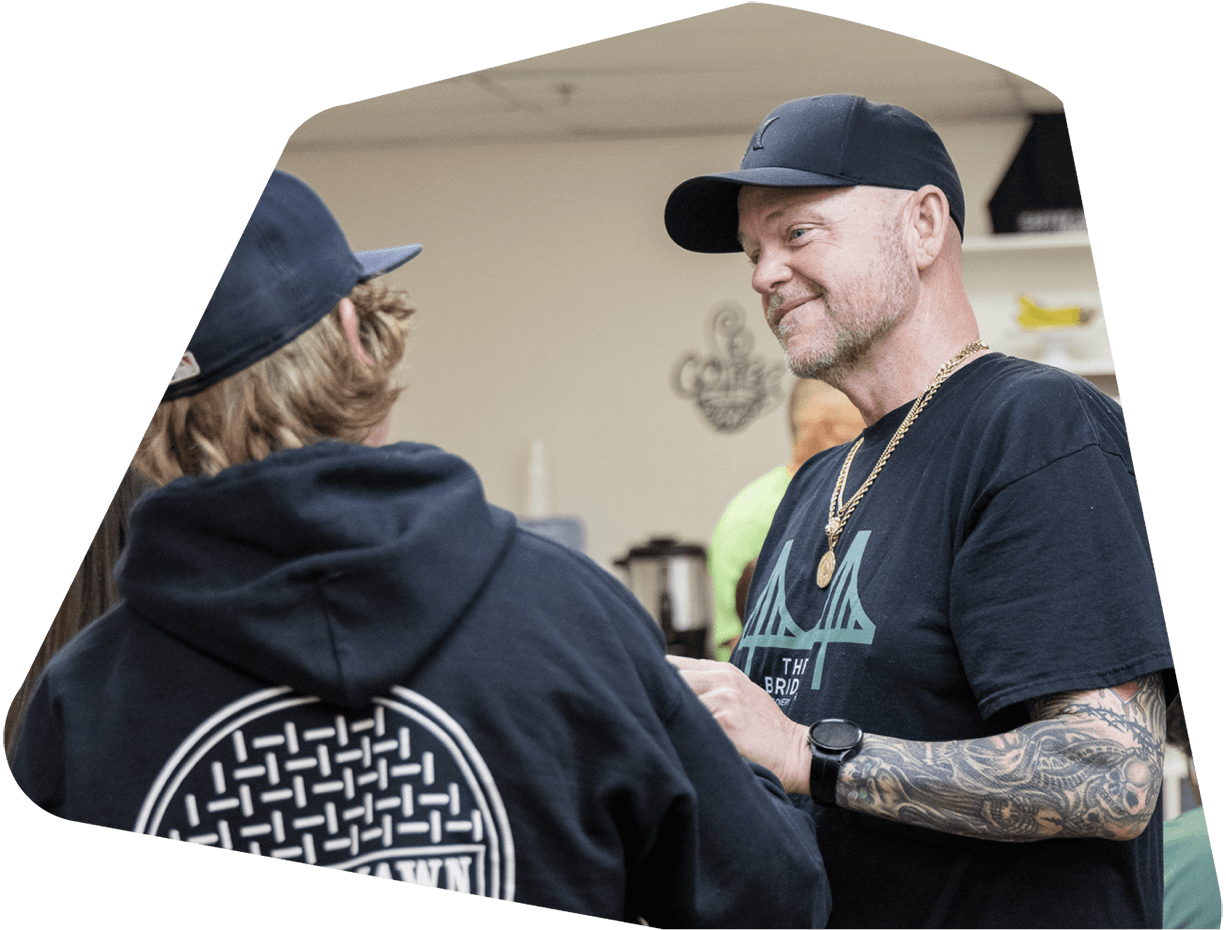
top-left (963, 231), bottom-right (1091, 253)
top-left (960, 231), bottom-right (1112, 389)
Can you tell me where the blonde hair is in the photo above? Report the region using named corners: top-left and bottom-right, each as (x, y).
top-left (136, 282), bottom-right (415, 485)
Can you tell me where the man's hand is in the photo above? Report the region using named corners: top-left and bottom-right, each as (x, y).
top-left (666, 656), bottom-right (811, 794)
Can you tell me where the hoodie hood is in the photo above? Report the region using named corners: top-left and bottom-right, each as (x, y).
top-left (118, 441), bottom-right (517, 708)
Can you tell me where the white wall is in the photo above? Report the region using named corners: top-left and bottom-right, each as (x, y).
top-left (278, 116), bottom-right (1033, 571)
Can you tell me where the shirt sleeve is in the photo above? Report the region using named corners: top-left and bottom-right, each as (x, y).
top-left (635, 675), bottom-right (832, 928)
top-left (949, 442), bottom-right (1172, 719)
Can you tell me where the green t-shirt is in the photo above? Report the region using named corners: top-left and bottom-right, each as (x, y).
top-left (1164, 806), bottom-right (1222, 929)
top-left (707, 466), bottom-right (791, 661)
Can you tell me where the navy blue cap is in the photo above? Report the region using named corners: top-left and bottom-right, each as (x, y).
top-left (665, 94), bottom-right (965, 252)
top-left (165, 170), bottom-right (422, 401)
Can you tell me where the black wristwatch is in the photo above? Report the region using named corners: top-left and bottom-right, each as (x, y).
top-left (807, 718), bottom-right (863, 806)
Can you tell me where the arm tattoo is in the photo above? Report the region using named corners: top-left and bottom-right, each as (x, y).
top-left (838, 673), bottom-right (1166, 841)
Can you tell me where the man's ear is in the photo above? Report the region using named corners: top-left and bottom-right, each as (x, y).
top-left (910, 185), bottom-right (950, 271)
top-left (338, 297), bottom-right (375, 367)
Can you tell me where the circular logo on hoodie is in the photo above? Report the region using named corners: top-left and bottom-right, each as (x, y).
top-left (135, 686), bottom-right (515, 899)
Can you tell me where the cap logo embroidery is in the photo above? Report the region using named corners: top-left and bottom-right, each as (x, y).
top-left (751, 116), bottom-right (779, 151)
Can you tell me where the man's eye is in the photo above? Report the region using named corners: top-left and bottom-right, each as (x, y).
top-left (789, 228), bottom-right (809, 241)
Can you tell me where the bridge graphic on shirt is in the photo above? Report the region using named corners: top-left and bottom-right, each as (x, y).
top-left (737, 532), bottom-right (876, 691)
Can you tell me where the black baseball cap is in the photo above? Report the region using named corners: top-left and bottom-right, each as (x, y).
top-left (664, 94), bottom-right (965, 253)
top-left (165, 170), bottom-right (422, 401)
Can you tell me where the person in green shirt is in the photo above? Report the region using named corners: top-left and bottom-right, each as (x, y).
top-left (707, 378), bottom-right (862, 660)
top-left (1165, 697), bottom-right (1221, 929)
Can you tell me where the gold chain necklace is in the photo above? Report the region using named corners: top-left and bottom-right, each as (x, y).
top-left (815, 340), bottom-right (988, 588)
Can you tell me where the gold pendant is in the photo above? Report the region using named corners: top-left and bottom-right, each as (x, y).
top-left (816, 549), bottom-right (836, 588)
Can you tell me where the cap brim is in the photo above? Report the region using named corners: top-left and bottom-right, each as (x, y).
top-left (356, 243), bottom-right (423, 281)
top-left (664, 168), bottom-right (853, 253)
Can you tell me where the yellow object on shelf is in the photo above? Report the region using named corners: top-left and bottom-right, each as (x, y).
top-left (1017, 295), bottom-right (1095, 330)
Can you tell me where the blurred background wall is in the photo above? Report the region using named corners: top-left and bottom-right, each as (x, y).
top-left (275, 4), bottom-right (1092, 571)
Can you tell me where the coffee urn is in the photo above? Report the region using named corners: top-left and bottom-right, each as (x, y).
top-left (614, 537), bottom-right (713, 659)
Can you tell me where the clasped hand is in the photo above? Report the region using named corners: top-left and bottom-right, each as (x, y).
top-left (666, 655), bottom-right (812, 795)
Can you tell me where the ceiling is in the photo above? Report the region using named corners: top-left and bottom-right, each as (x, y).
top-left (286, 4), bottom-right (1063, 152)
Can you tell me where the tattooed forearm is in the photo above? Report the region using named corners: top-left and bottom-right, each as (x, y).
top-left (838, 673), bottom-right (1166, 842)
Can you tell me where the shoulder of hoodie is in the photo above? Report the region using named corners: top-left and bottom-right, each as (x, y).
top-left (505, 525), bottom-right (664, 640)
top-left (500, 526), bottom-right (694, 714)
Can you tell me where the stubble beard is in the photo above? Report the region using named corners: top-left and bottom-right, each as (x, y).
top-left (771, 218), bottom-right (914, 386)
top-left (777, 302), bottom-right (899, 386)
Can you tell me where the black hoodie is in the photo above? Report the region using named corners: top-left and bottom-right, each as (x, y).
top-left (12, 440), bottom-right (830, 927)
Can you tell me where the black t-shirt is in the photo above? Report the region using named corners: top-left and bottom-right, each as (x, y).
top-left (733, 353), bottom-right (1173, 928)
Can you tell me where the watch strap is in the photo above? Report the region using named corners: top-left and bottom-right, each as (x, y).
top-left (807, 719), bottom-right (863, 807)
top-left (808, 747), bottom-right (843, 806)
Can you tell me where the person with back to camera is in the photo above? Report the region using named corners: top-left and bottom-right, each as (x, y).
top-left (663, 94), bottom-right (1176, 927)
top-left (10, 169), bottom-right (831, 928)
top-left (708, 378), bottom-right (862, 660)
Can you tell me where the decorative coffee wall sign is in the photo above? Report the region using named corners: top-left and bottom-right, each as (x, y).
top-left (672, 302), bottom-right (785, 433)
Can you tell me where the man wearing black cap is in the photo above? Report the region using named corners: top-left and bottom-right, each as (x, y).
top-left (665, 95), bottom-right (1174, 927)
top-left (11, 170), bottom-right (832, 927)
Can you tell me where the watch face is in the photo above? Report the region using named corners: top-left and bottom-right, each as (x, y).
top-left (812, 719), bottom-right (862, 752)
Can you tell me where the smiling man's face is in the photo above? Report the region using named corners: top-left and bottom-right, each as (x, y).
top-left (736, 184), bottom-right (918, 385)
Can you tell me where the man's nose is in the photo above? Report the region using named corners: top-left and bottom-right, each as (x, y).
top-left (750, 245), bottom-right (792, 295)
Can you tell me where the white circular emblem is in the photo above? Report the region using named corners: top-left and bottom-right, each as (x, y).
top-left (135, 686), bottom-right (514, 899)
